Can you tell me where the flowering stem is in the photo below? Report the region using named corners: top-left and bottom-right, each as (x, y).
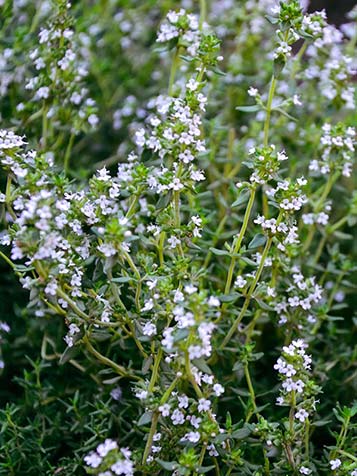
top-left (244, 363), bottom-right (258, 422)
top-left (142, 411), bottom-right (159, 465)
top-left (263, 75), bottom-right (277, 147)
top-left (56, 288), bottom-right (89, 321)
top-left (168, 46), bottom-right (181, 96)
top-left (330, 413), bottom-right (351, 460)
top-left (158, 231), bottom-right (165, 266)
top-left (121, 249), bottom-right (141, 309)
top-left (63, 132), bottom-right (75, 174)
top-left (125, 194), bottom-right (139, 219)
top-left (305, 420), bottom-right (310, 459)
top-left (0, 250), bottom-right (16, 270)
top-left (83, 334), bottom-right (137, 379)
top-left (142, 374), bottom-right (180, 465)
top-left (224, 187), bottom-right (256, 295)
top-left (220, 233), bottom-right (274, 348)
top-left (185, 351), bottom-right (203, 398)
top-left (148, 347), bottom-right (163, 393)
top-left (41, 104), bottom-right (48, 149)
top-left (194, 444), bottom-right (207, 475)
top-left (199, 0), bottom-right (207, 30)
top-left (289, 390), bottom-right (296, 436)
top-left (5, 176), bottom-right (16, 221)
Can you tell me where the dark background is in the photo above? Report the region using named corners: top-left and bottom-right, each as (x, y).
top-left (309, 0), bottom-right (357, 23)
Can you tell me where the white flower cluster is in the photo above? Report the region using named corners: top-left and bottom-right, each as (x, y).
top-left (23, 5), bottom-right (98, 132)
top-left (145, 389), bottom-right (223, 462)
top-left (309, 124), bottom-right (356, 178)
top-left (0, 130), bottom-right (27, 150)
top-left (302, 210), bottom-right (330, 226)
top-left (302, 11), bottom-right (356, 110)
top-left (157, 9), bottom-right (200, 57)
top-left (266, 177), bottom-right (308, 212)
top-left (134, 85), bottom-right (207, 195)
top-left (274, 339), bottom-right (317, 423)
top-left (253, 215), bottom-right (299, 251)
top-left (273, 266), bottom-right (323, 326)
top-left (84, 440), bottom-right (134, 476)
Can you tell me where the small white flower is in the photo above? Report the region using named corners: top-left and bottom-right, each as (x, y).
top-left (299, 466), bottom-right (312, 475)
top-left (248, 87), bottom-right (259, 97)
top-left (198, 398), bottom-right (211, 412)
top-left (295, 408), bottom-right (309, 422)
top-left (330, 459), bottom-right (342, 470)
top-left (235, 276), bottom-right (247, 288)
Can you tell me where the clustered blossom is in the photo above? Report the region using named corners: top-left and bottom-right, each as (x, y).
top-left (143, 389), bottom-right (223, 463)
top-left (302, 209), bottom-right (330, 226)
top-left (272, 266), bottom-right (323, 326)
top-left (0, 130), bottom-right (153, 341)
top-left (157, 9), bottom-right (201, 56)
top-left (302, 10), bottom-right (356, 110)
top-left (22, 3), bottom-right (98, 133)
top-left (274, 340), bottom-right (318, 422)
top-left (266, 177), bottom-right (308, 212)
top-left (309, 124), bottom-right (356, 178)
top-left (84, 440), bottom-right (134, 476)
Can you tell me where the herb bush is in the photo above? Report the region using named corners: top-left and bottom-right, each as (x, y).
top-left (0, 1), bottom-right (356, 475)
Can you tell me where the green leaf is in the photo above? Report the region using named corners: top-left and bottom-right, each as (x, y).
top-left (265, 14), bottom-right (279, 24)
top-left (111, 276), bottom-right (133, 283)
top-left (174, 329), bottom-right (190, 342)
top-left (137, 411), bottom-right (153, 427)
top-left (212, 67), bottom-right (226, 76)
top-left (248, 233), bottom-right (266, 249)
top-left (209, 247), bottom-right (231, 256)
top-left (59, 345), bottom-right (79, 365)
top-left (232, 361), bottom-right (244, 372)
top-left (236, 105), bottom-right (260, 112)
top-left (312, 419), bottom-right (332, 427)
top-left (219, 292), bottom-right (240, 303)
top-left (156, 190), bottom-right (173, 211)
top-left (192, 358), bottom-right (212, 375)
top-left (232, 189), bottom-right (250, 207)
top-left (231, 426), bottom-right (252, 439)
top-left (156, 460), bottom-right (179, 471)
top-left (199, 465), bottom-right (216, 473)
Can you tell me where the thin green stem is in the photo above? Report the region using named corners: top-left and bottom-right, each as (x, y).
top-left (263, 76), bottom-right (277, 147)
top-left (203, 215), bottom-right (227, 270)
top-left (83, 335), bottom-right (137, 379)
top-left (148, 347), bottom-right (163, 393)
top-left (220, 233), bottom-right (275, 348)
top-left (0, 250), bottom-right (16, 270)
top-left (5, 176), bottom-right (16, 221)
top-left (158, 231), bottom-right (165, 266)
top-left (224, 187), bottom-right (256, 295)
top-left (244, 363), bottom-right (258, 422)
top-left (41, 104), bottom-right (48, 149)
top-left (142, 411), bottom-right (159, 464)
top-left (168, 47), bottom-right (181, 96)
top-left (305, 420), bottom-right (310, 460)
top-left (199, 0), bottom-right (207, 29)
top-left (63, 133), bottom-right (76, 174)
top-left (126, 194), bottom-right (139, 219)
top-left (289, 390), bottom-right (296, 437)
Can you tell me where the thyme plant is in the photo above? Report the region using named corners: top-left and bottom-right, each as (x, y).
top-left (0, 1), bottom-right (356, 475)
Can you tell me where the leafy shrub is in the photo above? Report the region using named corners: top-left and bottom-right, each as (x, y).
top-left (0, 1), bottom-right (356, 475)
